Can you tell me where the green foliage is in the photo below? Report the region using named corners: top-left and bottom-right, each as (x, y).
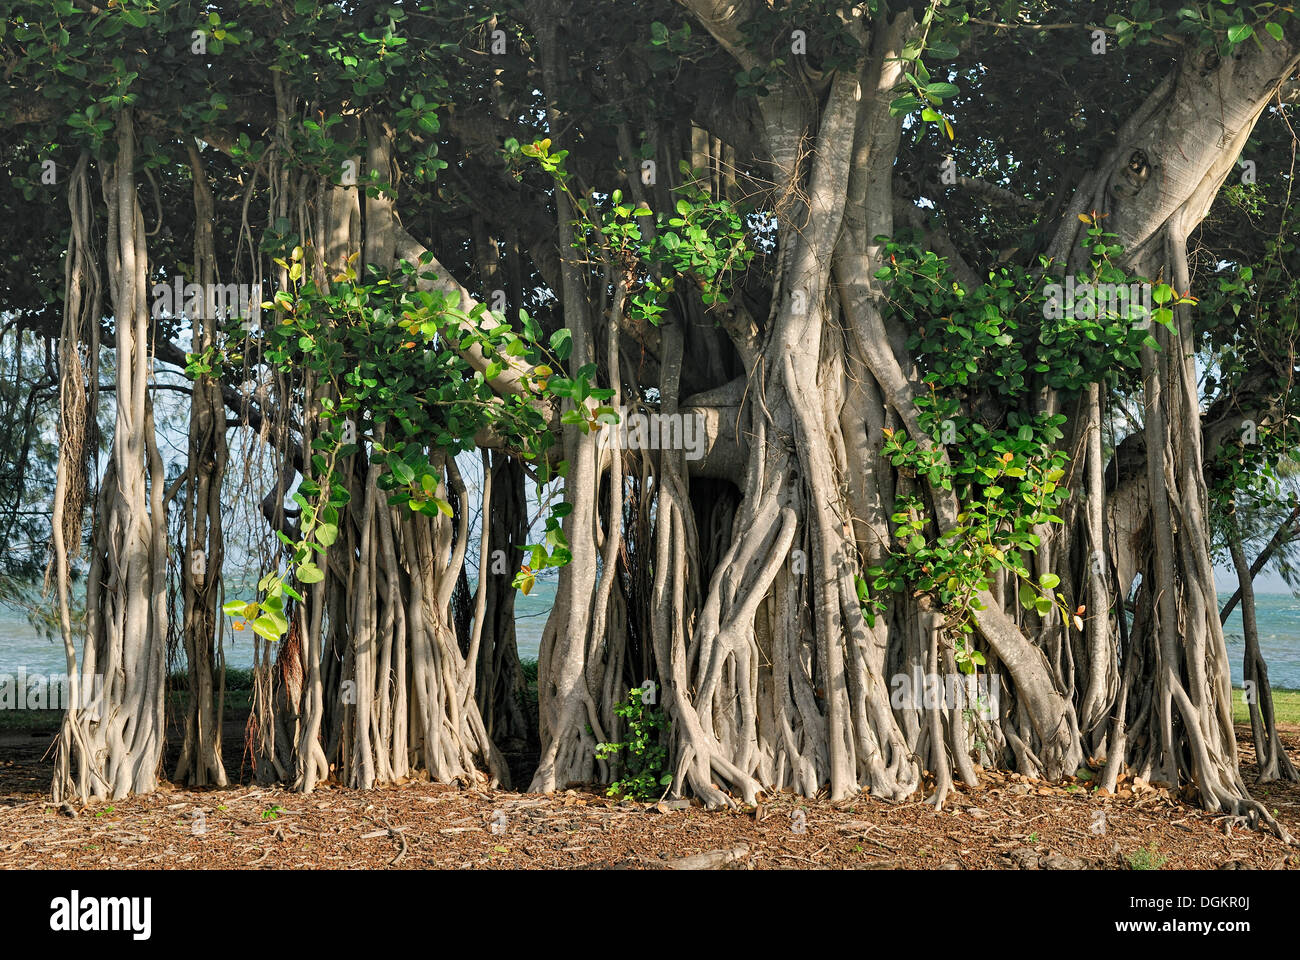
top-left (501, 138), bottom-right (754, 595)
top-left (1126, 844), bottom-right (1168, 870)
top-left (518, 658), bottom-right (539, 685)
top-left (1200, 211), bottom-right (1300, 521)
top-left (168, 667), bottom-right (253, 691)
top-left (730, 0), bottom-right (867, 97)
top-left (595, 686), bottom-right (673, 801)
top-left (864, 222), bottom-right (1194, 653)
top-left (960, 1), bottom-right (1298, 57)
top-left (597, 172), bottom-right (754, 313)
top-left (217, 238), bottom-right (568, 639)
top-left (888, 4), bottom-right (962, 143)
top-left (509, 139), bottom-right (754, 320)
top-left (1160, 2), bottom-right (1295, 55)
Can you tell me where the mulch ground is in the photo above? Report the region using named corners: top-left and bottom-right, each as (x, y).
top-left (2, 715), bottom-right (1298, 869)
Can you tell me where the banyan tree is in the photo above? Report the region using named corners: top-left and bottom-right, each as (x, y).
top-left (2, 0), bottom-right (1299, 838)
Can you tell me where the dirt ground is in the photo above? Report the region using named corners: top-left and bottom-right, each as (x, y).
top-left (2, 710), bottom-right (1297, 869)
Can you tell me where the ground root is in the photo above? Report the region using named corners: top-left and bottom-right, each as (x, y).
top-left (1204, 784), bottom-right (1295, 844)
top-left (672, 734), bottom-right (765, 810)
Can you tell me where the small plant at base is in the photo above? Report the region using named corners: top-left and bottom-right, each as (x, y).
top-left (1126, 844), bottom-right (1168, 870)
top-left (595, 686), bottom-right (672, 801)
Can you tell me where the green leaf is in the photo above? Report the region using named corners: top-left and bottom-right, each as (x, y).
top-left (1227, 23), bottom-right (1253, 44)
top-left (315, 523), bottom-right (339, 547)
top-left (889, 95), bottom-right (925, 115)
top-left (549, 328), bottom-right (573, 362)
top-left (297, 561), bottom-right (325, 584)
top-left (1039, 573), bottom-right (1060, 590)
top-left (252, 616), bottom-right (282, 641)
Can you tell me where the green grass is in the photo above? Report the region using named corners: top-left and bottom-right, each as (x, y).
top-left (165, 688), bottom-right (254, 713)
top-left (166, 667), bottom-right (254, 691)
top-left (1126, 844), bottom-right (1168, 871)
top-left (1232, 686), bottom-right (1300, 726)
top-left (0, 707), bottom-right (63, 732)
top-left (520, 657), bottom-right (538, 717)
top-left (519, 658), bottom-right (537, 685)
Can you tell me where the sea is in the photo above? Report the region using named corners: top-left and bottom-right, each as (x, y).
top-left (3, 585), bottom-right (1299, 690)
top-left (0, 578), bottom-right (556, 676)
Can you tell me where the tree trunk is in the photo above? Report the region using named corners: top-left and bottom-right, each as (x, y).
top-left (54, 111), bottom-right (170, 802)
top-left (172, 140), bottom-right (230, 788)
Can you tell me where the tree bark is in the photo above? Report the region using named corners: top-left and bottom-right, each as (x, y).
top-left (55, 111), bottom-right (170, 802)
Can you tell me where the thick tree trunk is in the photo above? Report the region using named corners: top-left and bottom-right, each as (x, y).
top-left (50, 152), bottom-right (101, 801)
top-left (54, 111), bottom-right (170, 802)
top-left (173, 140), bottom-right (230, 788)
top-left (254, 111), bottom-right (511, 794)
top-left (528, 13), bottom-right (622, 792)
top-left (1047, 38), bottom-right (1300, 834)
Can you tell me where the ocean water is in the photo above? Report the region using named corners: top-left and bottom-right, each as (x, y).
top-left (0, 578), bottom-right (555, 676)
top-left (1220, 593), bottom-right (1300, 690)
top-left (2, 585), bottom-right (1298, 690)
